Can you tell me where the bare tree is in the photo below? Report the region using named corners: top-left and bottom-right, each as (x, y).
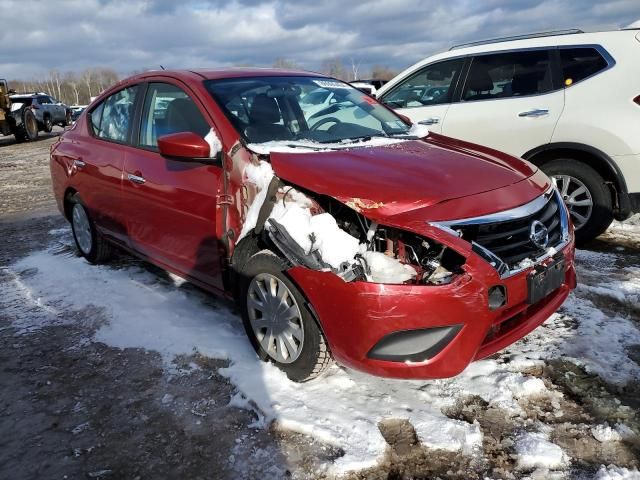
top-left (81, 69), bottom-right (93, 100)
top-left (350, 57), bottom-right (361, 81)
top-left (321, 58), bottom-right (347, 81)
top-left (370, 65), bottom-right (398, 81)
top-left (272, 58), bottom-right (298, 69)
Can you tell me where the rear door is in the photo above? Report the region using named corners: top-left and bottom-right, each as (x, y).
top-left (123, 80), bottom-right (225, 289)
top-left (378, 58), bottom-right (466, 133)
top-left (75, 85), bottom-right (141, 245)
top-left (441, 49), bottom-right (564, 157)
top-left (37, 96), bottom-right (52, 123)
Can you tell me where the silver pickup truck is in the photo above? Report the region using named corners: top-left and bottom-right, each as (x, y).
top-left (9, 93), bottom-right (71, 133)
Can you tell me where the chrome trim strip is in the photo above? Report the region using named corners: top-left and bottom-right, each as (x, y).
top-left (434, 186), bottom-right (555, 227)
top-left (430, 187), bottom-right (571, 279)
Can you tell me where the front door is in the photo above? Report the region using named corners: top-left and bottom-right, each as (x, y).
top-left (122, 81), bottom-right (225, 289)
top-left (378, 58), bottom-right (466, 133)
top-left (441, 49), bottom-right (564, 157)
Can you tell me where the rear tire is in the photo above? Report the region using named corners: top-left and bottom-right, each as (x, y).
top-left (14, 108), bottom-right (38, 142)
top-left (69, 194), bottom-right (113, 264)
top-left (541, 158), bottom-right (613, 244)
top-left (238, 250), bottom-right (333, 382)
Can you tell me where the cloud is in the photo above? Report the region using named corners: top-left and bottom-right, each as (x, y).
top-left (0, 0), bottom-right (637, 78)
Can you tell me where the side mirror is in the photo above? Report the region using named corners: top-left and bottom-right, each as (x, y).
top-left (158, 132), bottom-right (218, 164)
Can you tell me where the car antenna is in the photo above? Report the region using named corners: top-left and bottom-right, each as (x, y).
top-left (159, 65), bottom-right (166, 70)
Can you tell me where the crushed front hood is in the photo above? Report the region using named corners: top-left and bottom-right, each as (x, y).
top-left (269, 136), bottom-right (539, 219)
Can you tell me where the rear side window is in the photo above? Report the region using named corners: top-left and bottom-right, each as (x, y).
top-left (90, 86), bottom-right (139, 143)
top-left (138, 82), bottom-right (209, 148)
top-left (560, 47), bottom-right (609, 86)
top-left (463, 50), bottom-right (553, 101)
top-left (382, 58), bottom-right (464, 108)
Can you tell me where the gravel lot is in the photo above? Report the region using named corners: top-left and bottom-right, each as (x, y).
top-left (1, 131), bottom-right (639, 479)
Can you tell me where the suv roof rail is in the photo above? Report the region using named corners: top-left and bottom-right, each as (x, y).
top-left (449, 28), bottom-right (584, 50)
top-left (11, 91), bottom-right (48, 96)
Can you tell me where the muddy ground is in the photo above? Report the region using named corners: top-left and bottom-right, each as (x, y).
top-left (1, 131), bottom-right (639, 479)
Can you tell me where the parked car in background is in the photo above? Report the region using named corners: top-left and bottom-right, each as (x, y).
top-left (377, 27), bottom-right (640, 242)
top-left (50, 69), bottom-right (575, 382)
top-left (9, 93), bottom-right (72, 132)
top-left (350, 79), bottom-right (388, 95)
top-left (70, 105), bottom-right (87, 122)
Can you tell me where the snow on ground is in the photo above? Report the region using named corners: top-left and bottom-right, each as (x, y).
top-left (514, 430), bottom-right (568, 470)
top-left (2, 220), bottom-right (640, 475)
top-left (595, 465), bottom-right (640, 480)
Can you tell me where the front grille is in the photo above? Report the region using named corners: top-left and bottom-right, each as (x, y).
top-left (452, 193), bottom-right (564, 268)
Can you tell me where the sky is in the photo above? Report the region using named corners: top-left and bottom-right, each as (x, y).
top-left (0, 0), bottom-right (638, 79)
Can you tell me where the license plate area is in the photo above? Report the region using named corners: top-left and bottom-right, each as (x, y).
top-left (527, 255), bottom-right (565, 304)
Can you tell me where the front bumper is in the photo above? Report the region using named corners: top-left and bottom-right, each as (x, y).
top-left (288, 241), bottom-right (575, 379)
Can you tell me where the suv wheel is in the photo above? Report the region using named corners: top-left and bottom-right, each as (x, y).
top-left (43, 115), bottom-right (53, 133)
top-left (541, 159), bottom-right (613, 244)
top-left (239, 250), bottom-right (333, 382)
top-left (14, 108), bottom-right (39, 142)
top-left (69, 194), bottom-right (113, 264)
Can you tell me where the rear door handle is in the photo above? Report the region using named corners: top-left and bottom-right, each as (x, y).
top-left (73, 158), bottom-right (86, 168)
top-left (127, 173), bottom-right (146, 185)
top-left (518, 108), bottom-right (549, 117)
top-left (418, 117), bottom-right (440, 125)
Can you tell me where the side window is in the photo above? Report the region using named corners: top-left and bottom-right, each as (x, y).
top-left (463, 50), bottom-right (553, 101)
top-left (38, 96), bottom-right (51, 104)
top-left (139, 82), bottom-right (209, 148)
top-left (560, 47), bottom-right (609, 86)
top-left (91, 86), bottom-right (139, 143)
top-left (382, 58), bottom-right (464, 108)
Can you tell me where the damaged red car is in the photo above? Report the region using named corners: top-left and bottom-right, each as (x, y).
top-left (50, 69), bottom-right (576, 382)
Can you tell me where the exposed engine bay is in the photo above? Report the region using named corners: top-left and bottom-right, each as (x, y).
top-left (240, 158), bottom-right (466, 285)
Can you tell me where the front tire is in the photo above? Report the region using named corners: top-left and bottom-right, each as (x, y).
top-left (43, 115), bottom-right (53, 133)
top-left (541, 158), bottom-right (613, 244)
top-left (239, 250), bottom-right (333, 382)
top-left (69, 194), bottom-right (113, 264)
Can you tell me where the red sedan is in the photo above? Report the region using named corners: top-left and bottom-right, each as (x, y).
top-left (50, 69), bottom-right (576, 382)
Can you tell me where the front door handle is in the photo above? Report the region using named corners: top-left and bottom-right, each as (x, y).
top-left (73, 158), bottom-right (86, 169)
top-left (127, 173), bottom-right (146, 185)
top-left (518, 108), bottom-right (549, 117)
top-left (418, 117), bottom-right (440, 125)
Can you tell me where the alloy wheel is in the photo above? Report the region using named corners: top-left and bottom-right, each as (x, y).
top-left (247, 273), bottom-right (304, 364)
top-left (72, 203), bottom-right (92, 254)
top-left (552, 174), bottom-right (594, 231)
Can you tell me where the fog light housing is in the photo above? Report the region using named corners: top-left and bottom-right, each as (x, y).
top-left (367, 325), bottom-right (462, 362)
top-left (488, 285), bottom-right (507, 310)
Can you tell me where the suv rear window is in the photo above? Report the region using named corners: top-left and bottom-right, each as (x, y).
top-left (10, 97), bottom-right (32, 105)
top-left (463, 50), bottom-right (553, 101)
top-left (560, 47), bottom-right (609, 86)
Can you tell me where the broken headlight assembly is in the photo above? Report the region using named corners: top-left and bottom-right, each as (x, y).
top-left (262, 190), bottom-right (466, 286)
top-left (360, 222), bottom-right (467, 286)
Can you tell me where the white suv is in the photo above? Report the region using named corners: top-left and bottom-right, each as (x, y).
top-left (376, 28), bottom-right (640, 242)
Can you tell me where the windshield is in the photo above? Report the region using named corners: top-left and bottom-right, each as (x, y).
top-left (205, 76), bottom-right (411, 145)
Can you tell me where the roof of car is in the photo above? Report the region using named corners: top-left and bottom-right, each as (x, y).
top-left (132, 68), bottom-right (326, 81)
top-left (377, 28), bottom-right (638, 97)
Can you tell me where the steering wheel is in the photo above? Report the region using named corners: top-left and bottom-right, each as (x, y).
top-left (310, 117), bottom-right (340, 131)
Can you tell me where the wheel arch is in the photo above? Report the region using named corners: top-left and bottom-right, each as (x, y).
top-left (63, 187), bottom-right (78, 221)
top-left (523, 142), bottom-right (631, 219)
